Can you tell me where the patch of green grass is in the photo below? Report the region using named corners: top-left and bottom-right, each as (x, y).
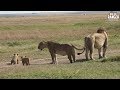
top-left (73, 20), bottom-right (106, 27)
top-left (1, 57), bottom-right (120, 79)
top-left (106, 21), bottom-right (120, 30)
top-left (0, 24), bottom-right (73, 31)
top-left (0, 39), bottom-right (36, 47)
top-left (6, 41), bottom-right (22, 47)
top-left (101, 56), bottom-right (120, 62)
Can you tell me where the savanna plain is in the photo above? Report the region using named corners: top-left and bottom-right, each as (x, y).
top-left (0, 14), bottom-right (120, 79)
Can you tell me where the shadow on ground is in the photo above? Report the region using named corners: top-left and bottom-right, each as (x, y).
top-left (30, 62), bottom-right (51, 65)
top-left (6, 62), bottom-right (11, 65)
top-left (75, 59), bottom-right (89, 62)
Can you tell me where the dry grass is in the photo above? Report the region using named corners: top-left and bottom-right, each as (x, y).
top-left (0, 14), bottom-right (106, 24)
top-left (0, 14), bottom-right (108, 40)
top-left (0, 14), bottom-right (120, 79)
top-left (0, 14), bottom-right (120, 62)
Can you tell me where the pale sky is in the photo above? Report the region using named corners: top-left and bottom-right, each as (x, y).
top-left (0, 11), bottom-right (118, 15)
top-left (0, 11), bottom-right (77, 14)
top-left (0, 11), bottom-right (40, 14)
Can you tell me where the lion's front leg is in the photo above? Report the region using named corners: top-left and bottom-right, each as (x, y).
top-left (17, 59), bottom-right (19, 64)
top-left (50, 53), bottom-right (56, 64)
top-left (54, 54), bottom-right (58, 64)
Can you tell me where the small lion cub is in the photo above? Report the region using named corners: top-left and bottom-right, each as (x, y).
top-left (11, 54), bottom-right (19, 65)
top-left (21, 56), bottom-right (30, 66)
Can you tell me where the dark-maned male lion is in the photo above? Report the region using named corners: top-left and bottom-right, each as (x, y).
top-left (78, 27), bottom-right (108, 60)
top-left (38, 41), bottom-right (84, 64)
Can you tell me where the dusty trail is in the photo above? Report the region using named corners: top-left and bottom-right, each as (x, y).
top-left (0, 50), bottom-right (119, 71)
top-left (0, 55), bottom-right (84, 69)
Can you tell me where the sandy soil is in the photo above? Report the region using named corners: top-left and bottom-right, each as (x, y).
top-left (0, 49), bottom-right (119, 71)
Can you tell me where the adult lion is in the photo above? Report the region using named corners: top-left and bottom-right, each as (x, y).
top-left (78, 27), bottom-right (108, 60)
top-left (38, 41), bottom-right (84, 64)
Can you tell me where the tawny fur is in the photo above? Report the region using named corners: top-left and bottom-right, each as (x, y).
top-left (21, 56), bottom-right (30, 66)
top-left (11, 54), bottom-right (19, 65)
top-left (78, 27), bottom-right (108, 60)
top-left (38, 41), bottom-right (84, 64)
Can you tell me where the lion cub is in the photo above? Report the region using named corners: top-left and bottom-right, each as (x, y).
top-left (11, 54), bottom-right (19, 65)
top-left (21, 56), bottom-right (30, 66)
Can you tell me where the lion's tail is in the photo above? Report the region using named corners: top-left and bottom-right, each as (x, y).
top-left (77, 47), bottom-right (85, 55)
top-left (71, 45), bottom-right (83, 50)
top-left (71, 45), bottom-right (85, 55)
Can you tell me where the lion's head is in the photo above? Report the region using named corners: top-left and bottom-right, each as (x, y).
top-left (97, 27), bottom-right (105, 33)
top-left (38, 41), bottom-right (47, 50)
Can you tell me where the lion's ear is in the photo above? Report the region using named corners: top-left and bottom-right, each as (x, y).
top-left (42, 41), bottom-right (47, 44)
top-left (42, 41), bottom-right (46, 43)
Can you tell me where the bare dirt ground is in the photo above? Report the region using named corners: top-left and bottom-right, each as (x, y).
top-left (0, 55), bottom-right (81, 69)
top-left (0, 49), bottom-right (119, 71)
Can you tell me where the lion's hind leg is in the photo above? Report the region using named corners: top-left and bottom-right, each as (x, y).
top-left (28, 60), bottom-right (30, 65)
top-left (103, 42), bottom-right (108, 58)
top-left (72, 54), bottom-right (75, 62)
top-left (85, 37), bottom-right (95, 60)
top-left (22, 61), bottom-right (25, 66)
top-left (98, 48), bottom-right (103, 59)
top-left (11, 60), bottom-right (14, 65)
top-left (68, 55), bottom-right (72, 63)
top-left (85, 48), bottom-right (89, 60)
top-left (72, 49), bottom-right (76, 62)
top-left (89, 50), bottom-right (94, 60)
top-left (89, 41), bottom-right (95, 60)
